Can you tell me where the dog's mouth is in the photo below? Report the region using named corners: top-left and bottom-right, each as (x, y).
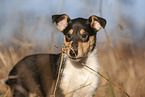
top-left (69, 56), bottom-right (82, 61)
top-left (68, 54), bottom-right (87, 62)
top-left (69, 57), bottom-right (83, 62)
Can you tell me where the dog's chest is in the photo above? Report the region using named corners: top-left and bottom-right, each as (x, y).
top-left (60, 52), bottom-right (99, 97)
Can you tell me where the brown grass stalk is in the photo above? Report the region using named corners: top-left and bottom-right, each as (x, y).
top-left (52, 46), bottom-right (65, 97)
top-left (54, 45), bottom-right (130, 97)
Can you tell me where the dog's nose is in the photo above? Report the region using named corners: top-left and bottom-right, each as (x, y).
top-left (69, 50), bottom-right (78, 57)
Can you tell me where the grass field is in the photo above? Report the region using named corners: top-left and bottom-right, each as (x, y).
top-left (0, 36), bottom-right (144, 97)
top-left (0, 17), bottom-right (144, 97)
top-left (1, 0), bottom-right (145, 96)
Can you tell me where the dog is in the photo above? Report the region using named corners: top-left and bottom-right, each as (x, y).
top-left (5, 14), bottom-right (106, 97)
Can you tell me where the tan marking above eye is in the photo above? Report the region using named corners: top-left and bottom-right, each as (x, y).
top-left (78, 36), bottom-right (95, 56)
top-left (69, 29), bottom-right (73, 35)
top-left (80, 29), bottom-right (85, 35)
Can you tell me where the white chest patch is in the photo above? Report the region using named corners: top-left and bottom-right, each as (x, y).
top-left (60, 50), bottom-right (99, 97)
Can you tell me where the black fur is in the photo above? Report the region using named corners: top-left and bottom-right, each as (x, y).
top-left (6, 54), bottom-right (64, 97)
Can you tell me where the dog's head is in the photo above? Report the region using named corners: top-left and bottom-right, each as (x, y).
top-left (52, 14), bottom-right (106, 61)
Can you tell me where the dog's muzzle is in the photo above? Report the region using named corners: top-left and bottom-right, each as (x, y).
top-left (69, 50), bottom-right (78, 57)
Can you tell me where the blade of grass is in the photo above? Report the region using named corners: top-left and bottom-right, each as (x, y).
top-left (54, 45), bottom-right (130, 97)
top-left (52, 46), bottom-right (65, 97)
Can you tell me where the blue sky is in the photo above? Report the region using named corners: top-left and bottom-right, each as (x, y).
top-left (0, 0), bottom-right (145, 48)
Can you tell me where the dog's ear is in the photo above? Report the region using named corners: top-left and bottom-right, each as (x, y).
top-left (89, 15), bottom-right (106, 31)
top-left (52, 14), bottom-right (70, 32)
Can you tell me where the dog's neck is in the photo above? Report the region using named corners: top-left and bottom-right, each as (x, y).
top-left (60, 48), bottom-right (99, 96)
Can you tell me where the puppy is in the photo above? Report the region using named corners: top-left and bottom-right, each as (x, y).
top-left (5, 14), bottom-right (106, 97)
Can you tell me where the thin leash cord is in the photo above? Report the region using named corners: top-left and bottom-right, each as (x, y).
top-left (52, 46), bottom-right (65, 97)
top-left (54, 45), bottom-right (130, 97)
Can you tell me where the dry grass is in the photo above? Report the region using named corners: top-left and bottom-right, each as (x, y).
top-left (0, 39), bottom-right (35, 97)
top-left (95, 42), bottom-right (145, 97)
top-left (0, 36), bottom-right (145, 97)
top-left (1, 0), bottom-right (145, 96)
top-left (0, 18), bottom-right (145, 97)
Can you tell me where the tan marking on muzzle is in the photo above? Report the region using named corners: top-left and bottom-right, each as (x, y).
top-left (64, 35), bottom-right (95, 58)
top-left (63, 36), bottom-right (72, 47)
top-left (64, 36), bottom-right (73, 56)
top-left (78, 36), bottom-right (95, 57)
top-left (29, 93), bottom-right (38, 97)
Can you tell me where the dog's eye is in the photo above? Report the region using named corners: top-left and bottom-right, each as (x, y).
top-left (82, 33), bottom-right (88, 38)
top-left (67, 33), bottom-right (71, 38)
top-left (66, 33), bottom-right (72, 42)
